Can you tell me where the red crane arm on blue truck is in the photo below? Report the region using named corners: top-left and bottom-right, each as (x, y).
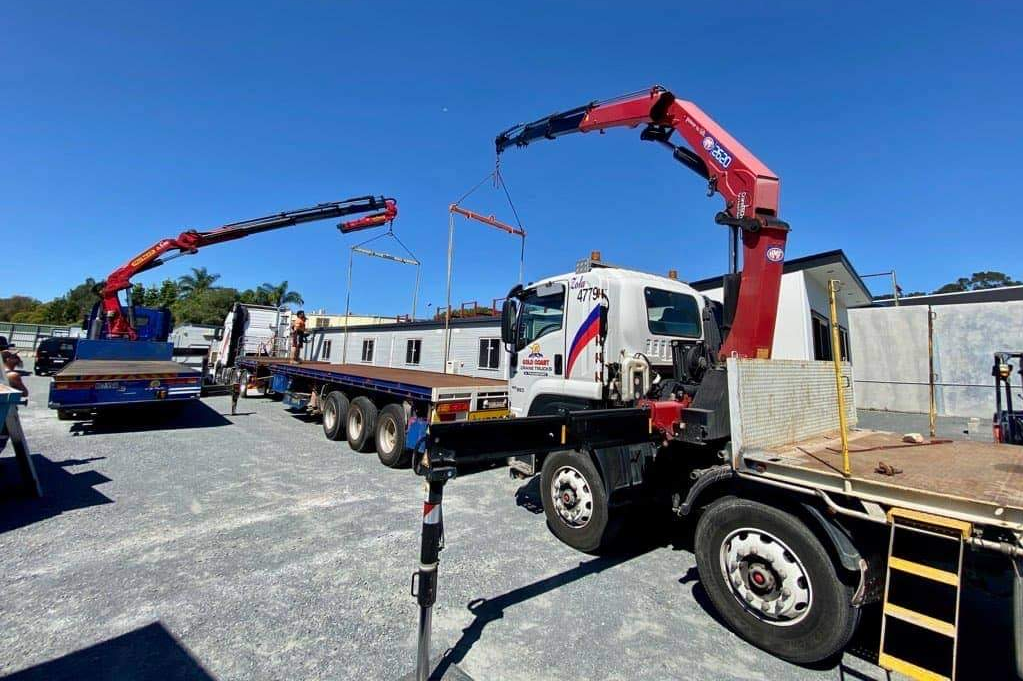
top-left (495, 85), bottom-right (788, 359)
top-left (99, 196), bottom-right (398, 340)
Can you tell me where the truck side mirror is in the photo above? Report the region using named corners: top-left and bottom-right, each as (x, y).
top-left (501, 299), bottom-right (518, 345)
top-left (599, 303), bottom-right (609, 343)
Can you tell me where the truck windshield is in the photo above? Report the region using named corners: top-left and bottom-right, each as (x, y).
top-left (517, 283), bottom-right (565, 349)
top-left (644, 288), bottom-right (701, 338)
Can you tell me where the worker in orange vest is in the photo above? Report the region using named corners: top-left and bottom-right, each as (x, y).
top-left (290, 310), bottom-right (307, 363)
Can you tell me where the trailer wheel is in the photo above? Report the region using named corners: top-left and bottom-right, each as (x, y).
top-left (322, 391), bottom-right (349, 441)
top-left (375, 404), bottom-right (411, 468)
top-left (694, 496), bottom-right (860, 665)
top-left (346, 397), bottom-right (378, 452)
top-left (238, 371), bottom-right (250, 398)
top-left (540, 450), bottom-right (622, 554)
top-left (57, 409), bottom-right (73, 421)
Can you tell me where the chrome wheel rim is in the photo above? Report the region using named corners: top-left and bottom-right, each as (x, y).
top-left (381, 417), bottom-right (398, 452)
top-left (550, 465), bottom-right (593, 528)
top-left (718, 527), bottom-right (813, 626)
top-left (324, 401), bottom-right (336, 430)
top-left (349, 410), bottom-right (363, 439)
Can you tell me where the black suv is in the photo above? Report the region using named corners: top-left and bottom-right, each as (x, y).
top-left (35, 337), bottom-right (78, 376)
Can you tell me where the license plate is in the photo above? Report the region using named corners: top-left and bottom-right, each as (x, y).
top-left (95, 382), bottom-right (122, 390)
top-left (469, 408), bottom-right (510, 421)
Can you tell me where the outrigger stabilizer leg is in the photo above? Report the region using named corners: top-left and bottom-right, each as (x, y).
top-left (409, 466), bottom-right (456, 681)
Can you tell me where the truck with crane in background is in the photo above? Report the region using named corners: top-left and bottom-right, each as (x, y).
top-left (47, 196), bottom-right (397, 420)
top-left (406, 86), bottom-right (1023, 681)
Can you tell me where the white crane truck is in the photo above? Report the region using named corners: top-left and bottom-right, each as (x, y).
top-left (405, 87), bottom-right (1023, 681)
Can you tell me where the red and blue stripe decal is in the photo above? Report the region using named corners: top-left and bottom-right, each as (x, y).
top-left (567, 305), bottom-right (601, 377)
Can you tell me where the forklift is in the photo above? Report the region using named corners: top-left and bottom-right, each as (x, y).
top-left (993, 351), bottom-right (1023, 444)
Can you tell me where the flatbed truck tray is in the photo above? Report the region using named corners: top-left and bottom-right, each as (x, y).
top-left (741, 429), bottom-right (1023, 531)
top-left (49, 360), bottom-right (201, 412)
top-left (236, 358), bottom-right (506, 403)
top-left (54, 360), bottom-right (198, 380)
top-left (236, 357), bottom-right (510, 468)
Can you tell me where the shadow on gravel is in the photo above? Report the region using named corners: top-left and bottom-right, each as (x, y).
top-left (431, 527), bottom-right (664, 680)
top-left (513, 475), bottom-right (543, 514)
top-left (0, 453), bottom-right (112, 534)
top-left (0, 621), bottom-right (216, 681)
top-left (68, 401), bottom-right (230, 436)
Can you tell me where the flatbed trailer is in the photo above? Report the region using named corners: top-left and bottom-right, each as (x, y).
top-left (237, 357), bottom-right (508, 468)
top-left (48, 359), bottom-right (201, 420)
top-left (407, 358), bottom-right (1023, 681)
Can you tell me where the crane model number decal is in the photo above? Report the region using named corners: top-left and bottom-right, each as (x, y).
top-left (702, 135), bottom-right (733, 169)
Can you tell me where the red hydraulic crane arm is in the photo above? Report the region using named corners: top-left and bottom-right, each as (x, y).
top-left (495, 86), bottom-right (789, 359)
top-left (99, 196), bottom-right (397, 339)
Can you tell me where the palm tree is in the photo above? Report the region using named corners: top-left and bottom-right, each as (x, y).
top-left (177, 267), bottom-right (220, 296)
top-left (257, 280), bottom-right (304, 308)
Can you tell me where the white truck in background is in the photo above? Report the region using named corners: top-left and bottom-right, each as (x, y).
top-left (208, 303), bottom-right (290, 384)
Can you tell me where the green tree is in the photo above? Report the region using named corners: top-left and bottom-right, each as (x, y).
top-left (61, 278), bottom-right (101, 325)
top-left (0, 296), bottom-right (43, 322)
top-left (171, 287), bottom-right (239, 325)
top-left (933, 271), bottom-right (1022, 294)
top-left (257, 280), bottom-right (303, 308)
top-left (177, 267), bottom-right (220, 296)
top-left (137, 279), bottom-right (180, 308)
top-left (131, 283), bottom-right (147, 305)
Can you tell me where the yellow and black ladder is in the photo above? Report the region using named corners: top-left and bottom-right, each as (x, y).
top-left (879, 508), bottom-right (971, 681)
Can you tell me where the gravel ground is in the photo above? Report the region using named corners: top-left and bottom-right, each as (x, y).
top-left (0, 364), bottom-right (1013, 680)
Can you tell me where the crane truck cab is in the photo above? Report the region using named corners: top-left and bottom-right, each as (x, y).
top-left (502, 255), bottom-right (709, 418)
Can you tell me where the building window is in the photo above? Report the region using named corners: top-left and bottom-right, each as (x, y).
top-left (837, 325), bottom-right (851, 362)
top-left (361, 339), bottom-right (375, 363)
top-left (478, 338), bottom-right (501, 370)
top-left (811, 313), bottom-right (832, 361)
top-left (321, 340), bottom-right (332, 359)
top-left (406, 338), bottom-right (421, 365)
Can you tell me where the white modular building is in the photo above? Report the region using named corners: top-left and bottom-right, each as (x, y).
top-left (302, 316), bottom-right (507, 379)
top-left (689, 250), bottom-right (872, 362)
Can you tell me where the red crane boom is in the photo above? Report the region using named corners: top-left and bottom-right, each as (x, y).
top-left (98, 196), bottom-right (397, 339)
top-left (495, 86), bottom-right (789, 359)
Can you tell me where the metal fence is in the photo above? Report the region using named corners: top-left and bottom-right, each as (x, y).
top-left (0, 322), bottom-right (82, 352)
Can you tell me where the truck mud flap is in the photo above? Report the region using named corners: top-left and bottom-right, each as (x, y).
top-left (591, 443), bottom-right (657, 501)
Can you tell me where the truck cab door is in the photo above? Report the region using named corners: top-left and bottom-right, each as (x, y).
top-left (508, 281), bottom-right (568, 417)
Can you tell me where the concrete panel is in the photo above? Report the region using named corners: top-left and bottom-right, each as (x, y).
top-left (849, 300), bottom-right (1023, 418)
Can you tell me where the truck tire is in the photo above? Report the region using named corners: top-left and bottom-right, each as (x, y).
top-left (322, 391), bottom-right (349, 441)
top-left (57, 409), bottom-right (73, 421)
top-left (540, 449), bottom-right (622, 554)
top-left (346, 396), bottom-right (378, 453)
top-left (694, 496), bottom-right (860, 665)
top-left (375, 403), bottom-right (411, 468)
top-left (238, 370), bottom-right (250, 398)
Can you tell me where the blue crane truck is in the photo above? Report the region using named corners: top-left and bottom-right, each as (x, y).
top-left (47, 195), bottom-right (399, 422)
top-left (48, 306), bottom-right (202, 420)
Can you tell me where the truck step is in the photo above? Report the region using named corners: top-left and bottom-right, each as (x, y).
top-left (878, 507), bottom-right (970, 681)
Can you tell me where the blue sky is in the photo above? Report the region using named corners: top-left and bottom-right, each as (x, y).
top-left (4, 1), bottom-right (1021, 315)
